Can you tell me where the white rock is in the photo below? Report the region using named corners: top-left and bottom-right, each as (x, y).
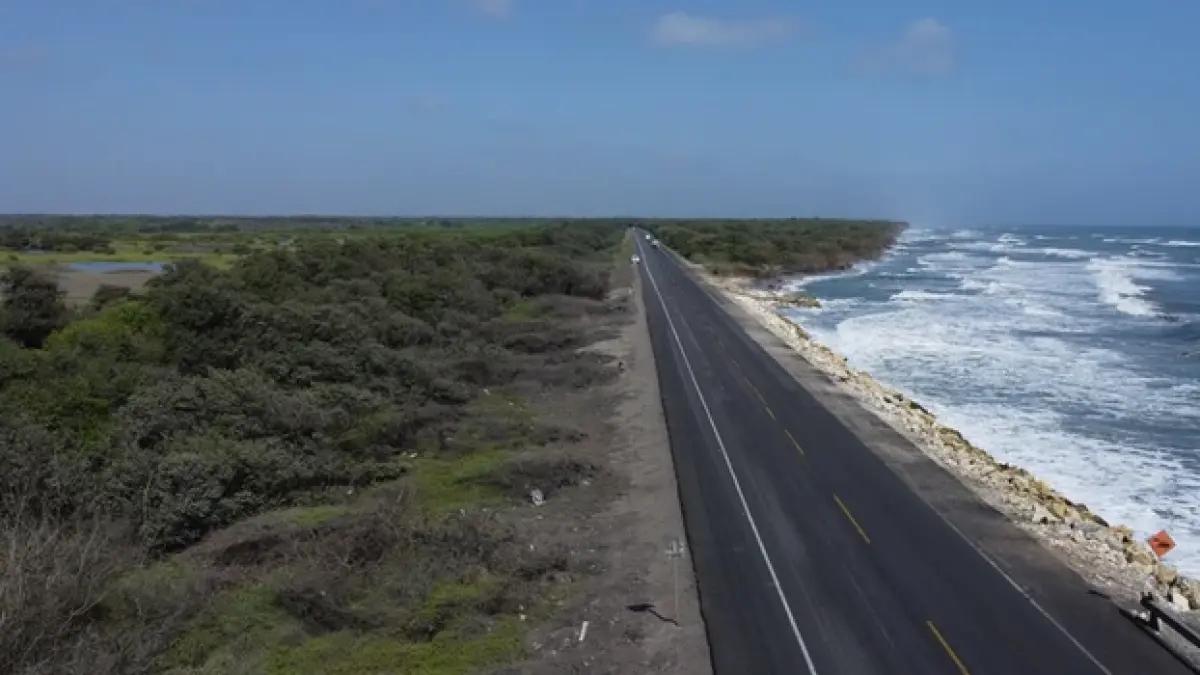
top-left (530, 488), bottom-right (545, 506)
top-left (1030, 504), bottom-right (1060, 525)
top-left (1170, 589), bottom-right (1190, 612)
top-left (1154, 564), bottom-right (1179, 587)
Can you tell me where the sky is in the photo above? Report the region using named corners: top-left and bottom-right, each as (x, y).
top-left (2, 1), bottom-right (1198, 226)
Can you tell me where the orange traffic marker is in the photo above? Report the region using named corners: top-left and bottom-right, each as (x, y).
top-left (1148, 530), bottom-right (1176, 559)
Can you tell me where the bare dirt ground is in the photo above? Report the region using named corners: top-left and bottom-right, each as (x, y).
top-left (53, 267), bottom-right (159, 305)
top-left (506, 256), bottom-right (711, 674)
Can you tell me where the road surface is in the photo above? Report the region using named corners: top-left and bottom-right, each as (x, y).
top-left (633, 233), bottom-right (1189, 674)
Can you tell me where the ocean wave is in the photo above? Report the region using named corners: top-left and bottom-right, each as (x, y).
top-left (782, 257), bottom-right (889, 290)
top-left (1102, 237), bottom-right (1163, 245)
top-left (949, 241), bottom-right (1022, 254)
top-left (891, 289), bottom-right (958, 302)
top-left (959, 278), bottom-right (1008, 295)
top-left (1164, 240), bottom-right (1200, 247)
top-left (1034, 247), bottom-right (1092, 259)
top-left (1087, 258), bottom-right (1161, 317)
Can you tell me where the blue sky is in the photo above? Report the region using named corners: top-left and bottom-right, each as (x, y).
top-left (2, 1), bottom-right (1198, 226)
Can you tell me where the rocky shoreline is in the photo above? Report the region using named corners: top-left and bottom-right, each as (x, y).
top-left (704, 272), bottom-right (1200, 614)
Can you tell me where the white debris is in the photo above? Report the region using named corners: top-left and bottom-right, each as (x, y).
top-left (530, 488), bottom-right (545, 506)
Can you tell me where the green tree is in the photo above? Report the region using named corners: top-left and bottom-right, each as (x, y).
top-left (0, 266), bottom-right (67, 348)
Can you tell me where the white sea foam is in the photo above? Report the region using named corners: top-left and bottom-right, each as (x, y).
top-left (782, 257), bottom-right (885, 290)
top-left (1103, 237), bottom-right (1163, 245)
top-left (892, 289), bottom-right (958, 302)
top-left (949, 241), bottom-right (1020, 254)
top-left (1164, 240), bottom-right (1200, 247)
top-left (960, 278), bottom-right (1008, 295)
top-left (1086, 257), bottom-right (1179, 318)
top-left (1034, 247), bottom-right (1092, 259)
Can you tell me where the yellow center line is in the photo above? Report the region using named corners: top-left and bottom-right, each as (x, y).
top-left (735, 370), bottom-right (780, 425)
top-left (926, 620), bottom-right (971, 675)
top-left (833, 494), bottom-right (871, 544)
top-left (784, 429), bottom-right (805, 456)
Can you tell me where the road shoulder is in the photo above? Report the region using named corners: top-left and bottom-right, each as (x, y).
top-left (514, 254), bottom-right (711, 674)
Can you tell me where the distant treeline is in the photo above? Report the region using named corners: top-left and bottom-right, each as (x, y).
top-left (640, 218), bottom-right (906, 278)
top-left (0, 228), bottom-right (115, 253)
top-left (0, 214), bottom-right (635, 235)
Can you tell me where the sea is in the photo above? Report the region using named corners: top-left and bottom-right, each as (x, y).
top-left (779, 225), bottom-right (1200, 576)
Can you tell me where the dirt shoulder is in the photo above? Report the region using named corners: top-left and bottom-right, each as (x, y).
top-left (672, 255), bottom-right (1200, 616)
top-left (513, 248), bottom-right (711, 673)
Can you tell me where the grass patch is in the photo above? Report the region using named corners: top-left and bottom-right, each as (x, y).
top-left (0, 240), bottom-right (241, 269)
top-left (159, 585), bottom-right (302, 674)
top-left (264, 617), bottom-right (524, 675)
top-left (271, 504), bottom-right (354, 528)
top-left (412, 451), bottom-right (510, 513)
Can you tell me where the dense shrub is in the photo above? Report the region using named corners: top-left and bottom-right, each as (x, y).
top-left (1, 266), bottom-right (67, 348)
top-left (0, 222), bottom-right (623, 552)
top-left (640, 218), bottom-right (905, 277)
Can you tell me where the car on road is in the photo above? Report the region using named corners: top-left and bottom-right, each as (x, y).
top-left (631, 254), bottom-right (641, 264)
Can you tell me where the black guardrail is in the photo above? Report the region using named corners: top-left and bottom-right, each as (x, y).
top-left (1121, 593), bottom-right (1200, 673)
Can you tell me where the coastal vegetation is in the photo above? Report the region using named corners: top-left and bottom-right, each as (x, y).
top-left (0, 219), bottom-right (624, 674)
top-left (640, 218), bottom-right (905, 278)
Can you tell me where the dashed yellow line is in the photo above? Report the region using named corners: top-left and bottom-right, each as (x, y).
top-left (784, 429), bottom-right (805, 457)
top-left (744, 378), bottom-right (765, 403)
top-left (833, 494), bottom-right (871, 544)
top-left (926, 620), bottom-right (971, 675)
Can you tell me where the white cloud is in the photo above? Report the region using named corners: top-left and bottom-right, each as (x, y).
top-left (861, 18), bottom-right (955, 76)
top-left (472, 0), bottom-right (512, 18)
top-left (651, 12), bottom-right (797, 48)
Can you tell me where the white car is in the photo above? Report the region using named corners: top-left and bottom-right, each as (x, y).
top-left (631, 254), bottom-right (641, 264)
top-left (644, 234), bottom-right (652, 241)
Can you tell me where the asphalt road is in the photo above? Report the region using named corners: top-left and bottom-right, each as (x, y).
top-left (632, 233), bottom-right (1191, 675)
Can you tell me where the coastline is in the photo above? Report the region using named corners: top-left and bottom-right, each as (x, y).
top-left (696, 266), bottom-right (1200, 613)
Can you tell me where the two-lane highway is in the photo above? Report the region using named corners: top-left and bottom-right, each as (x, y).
top-left (633, 232), bottom-right (1188, 674)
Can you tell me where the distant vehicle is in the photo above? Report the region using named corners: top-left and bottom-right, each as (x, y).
top-left (644, 234), bottom-right (652, 241)
top-left (650, 239), bottom-right (661, 249)
top-left (631, 254), bottom-right (641, 264)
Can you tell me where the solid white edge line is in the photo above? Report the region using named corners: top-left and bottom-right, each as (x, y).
top-left (921, 501), bottom-right (1113, 675)
top-left (647, 233), bottom-right (1113, 675)
top-left (635, 233), bottom-right (820, 675)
